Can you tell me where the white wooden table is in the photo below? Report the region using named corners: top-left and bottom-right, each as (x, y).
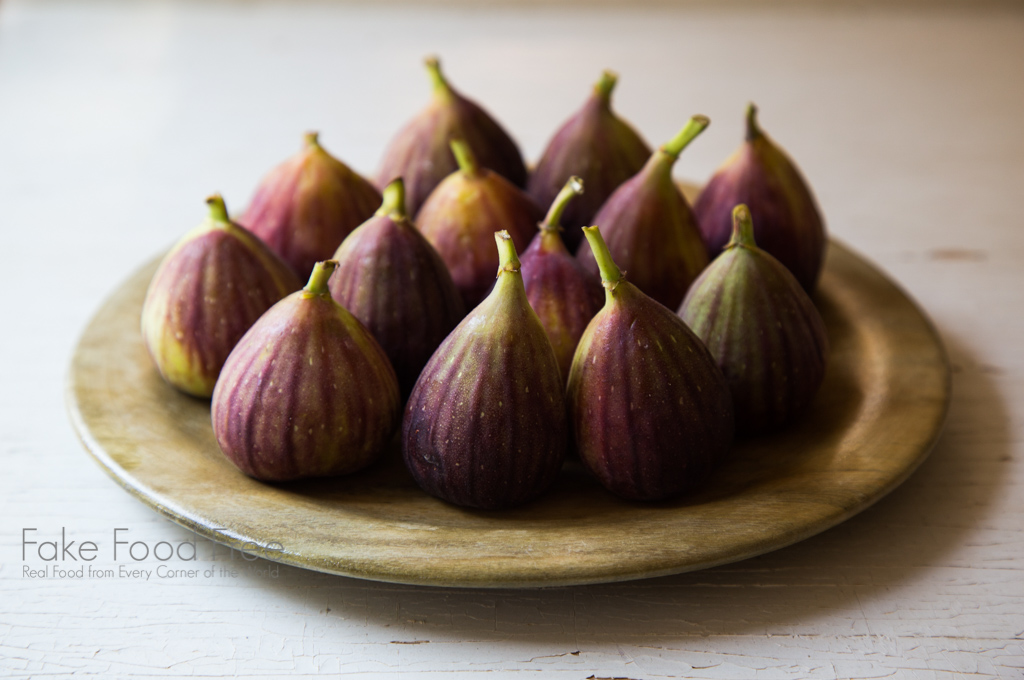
top-left (2, 2), bottom-right (1022, 677)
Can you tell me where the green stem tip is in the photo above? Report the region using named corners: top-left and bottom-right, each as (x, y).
top-left (425, 56), bottom-right (449, 94)
top-left (450, 138), bottom-right (479, 177)
top-left (745, 102), bottom-right (762, 142)
top-left (494, 230), bottom-right (521, 275)
top-left (594, 70), bottom-right (617, 102)
top-left (205, 194), bottom-right (229, 223)
top-left (581, 226), bottom-right (622, 295)
top-left (376, 178), bottom-right (408, 220)
top-left (541, 176), bottom-right (584, 233)
top-left (303, 131), bottom-right (321, 148)
top-left (305, 260), bottom-right (338, 296)
top-left (661, 115), bottom-right (710, 159)
top-left (728, 204), bottom-right (757, 248)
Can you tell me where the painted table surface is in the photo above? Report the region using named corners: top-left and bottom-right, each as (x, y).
top-left (1, 1), bottom-right (1022, 678)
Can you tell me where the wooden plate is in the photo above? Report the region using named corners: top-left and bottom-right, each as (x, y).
top-left (66, 239), bottom-right (950, 588)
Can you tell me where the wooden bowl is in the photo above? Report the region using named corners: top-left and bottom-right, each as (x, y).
top-left (66, 237), bottom-right (950, 588)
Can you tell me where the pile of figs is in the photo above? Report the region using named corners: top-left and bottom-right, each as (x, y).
top-left (141, 58), bottom-right (830, 509)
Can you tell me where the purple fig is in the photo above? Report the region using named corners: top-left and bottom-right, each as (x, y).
top-left (567, 226), bottom-right (734, 501)
top-left (403, 231), bottom-right (567, 510)
top-left (417, 139), bottom-right (542, 309)
top-left (238, 132), bottom-right (382, 280)
top-left (375, 57), bottom-right (528, 217)
top-left (528, 71), bottom-right (652, 251)
top-left (679, 204), bottom-right (828, 435)
top-left (576, 115), bottom-right (711, 311)
top-left (694, 104), bottom-right (826, 291)
top-left (329, 178), bottom-right (465, 398)
top-left (212, 260), bottom-right (401, 481)
top-left (520, 176), bottom-right (603, 384)
top-left (141, 195), bottom-right (301, 398)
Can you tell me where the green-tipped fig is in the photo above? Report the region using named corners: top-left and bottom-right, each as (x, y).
top-left (239, 132), bottom-right (382, 279)
top-left (528, 71), bottom-right (652, 251)
top-left (375, 57), bottom-right (528, 217)
top-left (576, 115), bottom-right (711, 310)
top-left (679, 205), bottom-right (828, 435)
top-left (141, 195), bottom-right (302, 398)
top-left (212, 260), bottom-right (401, 481)
top-left (402, 231), bottom-right (567, 509)
top-left (417, 139), bottom-right (543, 308)
top-left (567, 226), bottom-right (733, 501)
top-left (329, 178), bottom-right (465, 398)
top-left (694, 104), bottom-right (826, 291)
top-left (520, 176), bottom-right (603, 383)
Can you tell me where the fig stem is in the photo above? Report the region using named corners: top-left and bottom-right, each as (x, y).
top-left (376, 179), bottom-right (408, 220)
top-left (581, 226), bottom-right (622, 298)
top-left (494, 230), bottom-right (521, 275)
top-left (450, 139), bottom-right (480, 177)
top-left (728, 204), bottom-right (757, 249)
top-left (745, 103), bottom-right (762, 142)
top-left (425, 56), bottom-right (449, 94)
top-left (594, 70), bottom-right (617, 103)
top-left (540, 176), bottom-right (584, 233)
top-left (305, 260), bottom-right (338, 296)
top-left (304, 131), bottom-right (321, 148)
top-left (205, 194), bottom-right (229, 223)
top-left (661, 115), bottom-right (710, 159)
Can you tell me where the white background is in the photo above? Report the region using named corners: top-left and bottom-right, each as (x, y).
top-left (1, 1), bottom-right (1022, 677)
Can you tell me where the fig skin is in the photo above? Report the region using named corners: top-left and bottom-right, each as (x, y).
top-left (417, 139), bottom-right (543, 309)
top-left (239, 132), bottom-right (382, 280)
top-left (528, 71), bottom-right (651, 251)
top-left (567, 226), bottom-right (734, 502)
top-left (679, 204), bottom-right (829, 435)
top-left (520, 176), bottom-right (604, 384)
top-left (329, 178), bottom-right (465, 398)
top-left (403, 231), bottom-right (567, 510)
top-left (212, 261), bottom-right (401, 481)
top-left (141, 195), bottom-right (301, 398)
top-left (694, 103), bottom-right (826, 292)
top-left (577, 115), bottom-right (711, 311)
top-left (375, 57), bottom-right (528, 217)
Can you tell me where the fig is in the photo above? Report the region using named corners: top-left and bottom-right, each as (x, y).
top-left (141, 195), bottom-right (301, 398)
top-left (576, 115), bottom-right (711, 311)
top-left (527, 71), bottom-right (651, 251)
top-left (212, 260), bottom-right (401, 481)
top-left (375, 57), bottom-right (528, 217)
top-left (417, 139), bottom-right (542, 309)
top-left (520, 176), bottom-right (603, 383)
top-left (402, 231), bottom-right (567, 510)
top-left (679, 204), bottom-right (828, 435)
top-left (567, 226), bottom-right (733, 501)
top-left (693, 103), bottom-right (826, 291)
top-left (239, 132), bottom-right (382, 279)
top-left (329, 178), bottom-right (464, 398)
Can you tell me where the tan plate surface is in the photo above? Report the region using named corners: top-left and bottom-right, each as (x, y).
top-left (66, 240), bottom-right (950, 588)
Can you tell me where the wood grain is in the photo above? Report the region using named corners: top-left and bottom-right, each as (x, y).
top-left (65, 239), bottom-right (950, 588)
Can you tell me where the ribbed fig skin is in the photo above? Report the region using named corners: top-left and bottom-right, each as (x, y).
top-left (211, 284), bottom-right (401, 481)
top-left (417, 168), bottom-right (541, 309)
top-left (577, 162), bottom-right (708, 311)
top-left (329, 212), bottom-right (465, 398)
top-left (528, 76), bottom-right (650, 250)
top-left (521, 232), bottom-right (603, 384)
top-left (402, 245), bottom-right (567, 510)
top-left (678, 231), bottom-right (828, 435)
top-left (239, 134), bottom-right (382, 280)
top-left (694, 108), bottom-right (826, 292)
top-left (141, 208), bottom-right (301, 398)
top-left (568, 281), bottom-right (734, 501)
top-left (376, 62), bottom-right (527, 217)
